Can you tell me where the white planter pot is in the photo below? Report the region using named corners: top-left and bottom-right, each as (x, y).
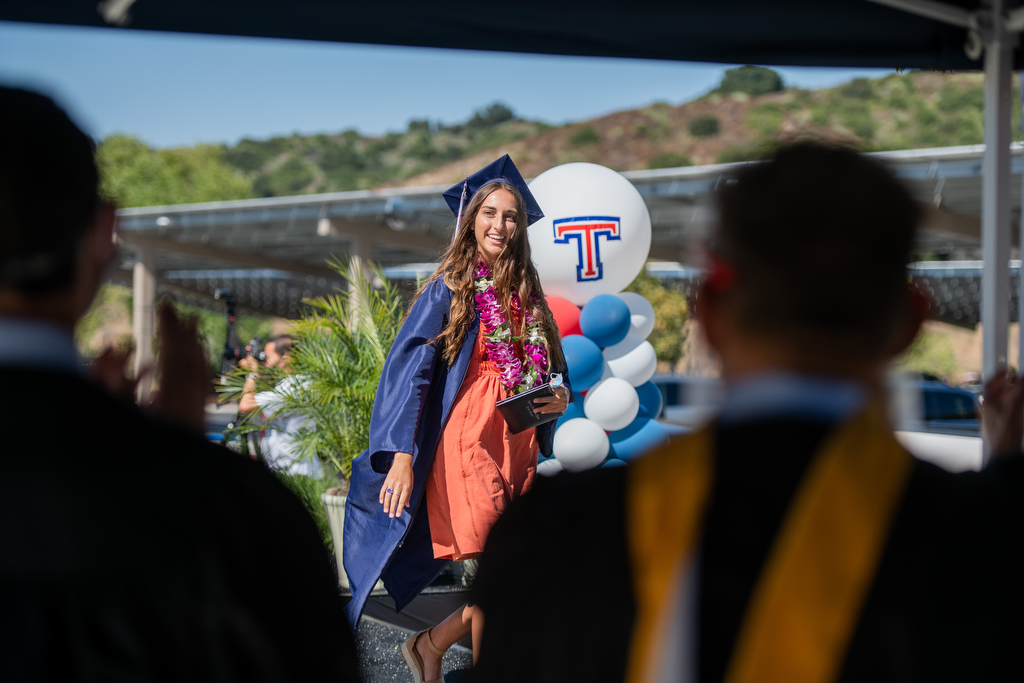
top-left (321, 492), bottom-right (384, 592)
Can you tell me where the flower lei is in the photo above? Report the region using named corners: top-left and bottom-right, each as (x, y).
top-left (473, 260), bottom-right (549, 394)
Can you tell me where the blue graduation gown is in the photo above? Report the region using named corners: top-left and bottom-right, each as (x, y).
top-left (343, 278), bottom-right (568, 628)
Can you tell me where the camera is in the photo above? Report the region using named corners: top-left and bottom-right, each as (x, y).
top-left (242, 338), bottom-right (265, 363)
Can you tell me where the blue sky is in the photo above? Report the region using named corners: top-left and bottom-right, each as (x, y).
top-left (0, 21), bottom-right (894, 149)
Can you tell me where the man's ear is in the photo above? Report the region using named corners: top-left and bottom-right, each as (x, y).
top-left (890, 285), bottom-right (928, 358)
top-left (90, 201), bottom-right (117, 270)
top-left (696, 281), bottom-right (724, 355)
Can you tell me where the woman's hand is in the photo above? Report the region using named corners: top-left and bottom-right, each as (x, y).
top-left (982, 369), bottom-right (1024, 458)
top-left (380, 452), bottom-right (414, 518)
top-left (534, 386), bottom-right (570, 415)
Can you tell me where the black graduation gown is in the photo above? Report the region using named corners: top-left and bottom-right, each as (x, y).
top-left (470, 417), bottom-right (1024, 682)
top-left (0, 368), bottom-right (359, 682)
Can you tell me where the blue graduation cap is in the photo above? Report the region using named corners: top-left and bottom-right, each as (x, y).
top-left (442, 154), bottom-right (544, 231)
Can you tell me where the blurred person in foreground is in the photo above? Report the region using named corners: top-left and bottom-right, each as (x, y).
top-left (471, 142), bottom-right (1024, 682)
top-left (0, 86), bottom-right (358, 682)
top-left (239, 334), bottom-right (322, 476)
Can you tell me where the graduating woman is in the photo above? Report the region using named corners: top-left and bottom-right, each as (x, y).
top-left (342, 155), bottom-right (571, 681)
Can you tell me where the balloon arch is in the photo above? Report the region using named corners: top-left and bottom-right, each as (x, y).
top-left (528, 162), bottom-right (670, 474)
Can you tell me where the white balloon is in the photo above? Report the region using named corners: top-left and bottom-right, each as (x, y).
top-left (616, 292), bottom-right (656, 339)
top-left (553, 418), bottom-right (609, 472)
top-left (528, 163), bottom-right (652, 305)
top-left (603, 336), bottom-right (658, 387)
top-left (584, 377), bottom-right (640, 431)
top-left (537, 458), bottom-right (565, 477)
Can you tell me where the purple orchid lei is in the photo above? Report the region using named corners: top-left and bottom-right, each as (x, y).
top-left (474, 260), bottom-right (549, 394)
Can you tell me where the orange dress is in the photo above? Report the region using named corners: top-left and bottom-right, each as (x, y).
top-left (425, 327), bottom-right (539, 560)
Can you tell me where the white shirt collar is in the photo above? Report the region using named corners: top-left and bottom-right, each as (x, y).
top-left (718, 371), bottom-right (866, 425)
top-left (0, 317), bottom-right (81, 374)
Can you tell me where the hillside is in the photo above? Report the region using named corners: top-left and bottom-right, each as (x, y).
top-left (222, 103), bottom-right (551, 196)
top-left (98, 68), bottom-right (1022, 208)
top-left (396, 70), bottom-right (1020, 187)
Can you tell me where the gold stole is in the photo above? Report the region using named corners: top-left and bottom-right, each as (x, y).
top-left (626, 402), bottom-right (913, 683)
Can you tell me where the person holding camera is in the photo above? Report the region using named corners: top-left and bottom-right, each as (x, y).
top-left (239, 334), bottom-right (321, 476)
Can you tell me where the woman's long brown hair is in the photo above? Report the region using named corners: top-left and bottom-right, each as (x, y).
top-left (412, 181), bottom-right (566, 371)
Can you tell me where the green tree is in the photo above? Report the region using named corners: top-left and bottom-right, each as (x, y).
top-left (97, 134), bottom-right (254, 207)
top-left (688, 115), bottom-right (720, 138)
top-left (624, 268), bottom-right (689, 366)
top-left (468, 102), bottom-right (516, 128)
top-left (718, 66), bottom-right (784, 96)
top-left (254, 156), bottom-right (315, 196)
top-left (569, 125), bottom-right (601, 146)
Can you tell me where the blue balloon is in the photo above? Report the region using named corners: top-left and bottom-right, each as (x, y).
top-left (636, 381), bottom-right (664, 419)
top-left (555, 391), bottom-right (587, 430)
top-left (608, 417), bottom-right (670, 461)
top-left (561, 334), bottom-right (605, 391)
top-left (601, 458), bottom-right (628, 468)
top-left (579, 294), bottom-right (631, 348)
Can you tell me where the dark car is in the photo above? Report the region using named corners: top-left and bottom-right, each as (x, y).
top-left (899, 378), bottom-right (980, 436)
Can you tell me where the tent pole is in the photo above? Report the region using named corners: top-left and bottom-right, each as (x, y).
top-left (1019, 71), bottom-right (1024, 382)
top-left (981, 4), bottom-right (1013, 381)
top-left (132, 245), bottom-right (156, 405)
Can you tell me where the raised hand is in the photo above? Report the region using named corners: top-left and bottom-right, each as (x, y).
top-left (152, 302), bottom-right (210, 433)
top-left (981, 369), bottom-right (1024, 458)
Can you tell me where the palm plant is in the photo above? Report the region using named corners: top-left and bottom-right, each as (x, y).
top-left (218, 256), bottom-right (407, 481)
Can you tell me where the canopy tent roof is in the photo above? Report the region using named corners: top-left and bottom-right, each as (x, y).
top-left (2, 0), bottom-right (1019, 70)
top-left (113, 143), bottom-right (1013, 318)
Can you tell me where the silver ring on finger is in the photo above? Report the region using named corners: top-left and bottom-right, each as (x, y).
top-left (386, 487), bottom-right (393, 494)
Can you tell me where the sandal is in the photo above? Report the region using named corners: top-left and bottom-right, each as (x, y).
top-left (401, 628), bottom-right (446, 683)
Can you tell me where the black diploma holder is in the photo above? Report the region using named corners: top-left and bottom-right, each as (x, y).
top-left (495, 380), bottom-right (565, 434)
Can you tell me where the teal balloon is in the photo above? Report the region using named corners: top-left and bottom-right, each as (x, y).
top-left (561, 334), bottom-right (605, 391)
top-left (579, 294), bottom-right (631, 348)
top-left (601, 458), bottom-right (627, 468)
top-left (608, 417), bottom-right (669, 461)
top-left (556, 391), bottom-right (586, 430)
top-left (636, 381), bottom-right (664, 419)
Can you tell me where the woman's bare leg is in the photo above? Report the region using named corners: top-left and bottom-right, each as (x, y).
top-left (471, 607), bottom-right (484, 665)
top-left (415, 603), bottom-right (475, 681)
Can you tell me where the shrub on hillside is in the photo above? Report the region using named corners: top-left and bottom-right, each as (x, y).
top-left (254, 156), bottom-right (315, 196)
top-left (223, 136), bottom-right (292, 174)
top-left (569, 125), bottom-right (601, 146)
top-left (937, 84), bottom-right (984, 113)
top-left (688, 115), bottom-right (720, 137)
top-left (746, 104), bottom-right (784, 137)
top-left (841, 78), bottom-right (875, 100)
top-left (718, 65), bottom-right (784, 96)
top-left (468, 102), bottom-right (515, 128)
top-left (648, 152), bottom-right (693, 169)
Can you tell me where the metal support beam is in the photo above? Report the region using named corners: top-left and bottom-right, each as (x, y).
top-left (321, 218), bottom-right (448, 254)
top-left (866, 0), bottom-right (972, 28)
top-left (132, 246), bottom-right (155, 404)
top-left (116, 232), bottom-right (339, 280)
top-left (981, 8), bottom-right (1013, 379)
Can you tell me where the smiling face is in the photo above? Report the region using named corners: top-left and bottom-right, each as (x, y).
top-left (473, 187), bottom-right (519, 264)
